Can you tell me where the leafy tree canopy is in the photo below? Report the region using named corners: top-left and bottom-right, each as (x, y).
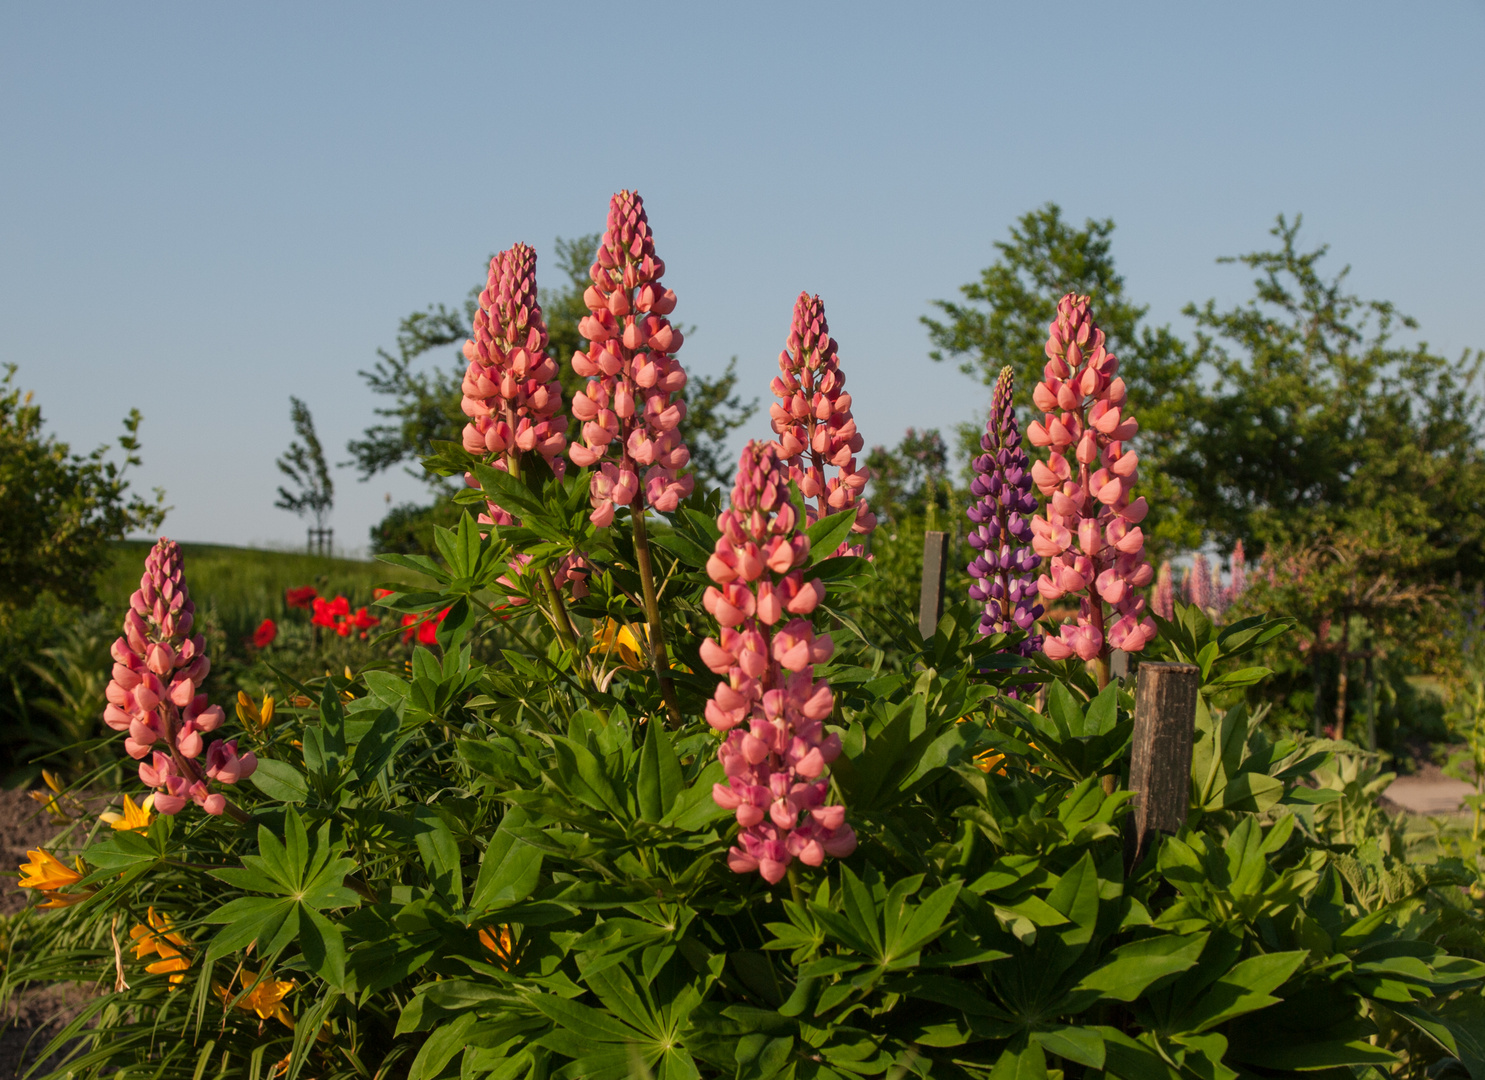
top-left (923, 203), bottom-right (1201, 551)
top-left (0, 365), bottom-right (165, 611)
top-left (1177, 215), bottom-right (1485, 581)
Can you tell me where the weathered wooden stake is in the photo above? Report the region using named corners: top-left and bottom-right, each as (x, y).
top-left (1125, 661), bottom-right (1199, 869)
top-left (918, 531), bottom-right (949, 640)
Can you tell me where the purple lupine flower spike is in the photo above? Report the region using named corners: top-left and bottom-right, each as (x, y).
top-left (967, 367), bottom-right (1044, 653)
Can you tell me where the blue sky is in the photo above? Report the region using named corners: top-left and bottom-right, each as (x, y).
top-left (2, 2), bottom-right (1481, 553)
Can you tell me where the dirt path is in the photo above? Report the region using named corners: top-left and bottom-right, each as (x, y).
top-left (1383, 760), bottom-right (1478, 817)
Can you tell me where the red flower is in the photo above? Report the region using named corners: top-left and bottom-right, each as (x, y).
top-left (373, 588), bottom-right (394, 600)
top-left (285, 586), bottom-right (317, 610)
top-left (311, 595), bottom-right (355, 635)
top-left (309, 595), bottom-right (379, 638)
top-left (252, 619), bottom-right (277, 648)
top-left (400, 607), bottom-right (451, 645)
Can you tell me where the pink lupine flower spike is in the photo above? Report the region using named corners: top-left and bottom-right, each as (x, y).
top-left (702, 441), bottom-right (856, 884)
top-left (459, 242), bottom-right (587, 648)
top-left (1027, 294), bottom-right (1156, 681)
top-left (568, 190), bottom-right (693, 723)
top-left (104, 539), bottom-right (255, 820)
top-left (770, 294), bottom-right (876, 555)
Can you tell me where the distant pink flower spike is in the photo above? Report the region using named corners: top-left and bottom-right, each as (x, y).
top-left (104, 539), bottom-right (255, 817)
top-left (703, 441), bottom-right (855, 883)
top-left (1226, 540), bottom-right (1247, 607)
top-left (769, 293), bottom-right (875, 556)
top-left (1027, 294), bottom-right (1155, 665)
top-left (1153, 561), bottom-right (1174, 619)
top-left (567, 190), bottom-right (693, 525)
top-left (1189, 554), bottom-right (1213, 612)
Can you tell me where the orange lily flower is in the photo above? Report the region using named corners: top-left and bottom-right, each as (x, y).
top-left (129, 907), bottom-right (191, 986)
top-left (216, 969), bottom-right (296, 1028)
top-left (479, 925), bottom-right (514, 969)
top-left (17, 848), bottom-right (94, 908)
top-left (28, 770), bottom-right (72, 823)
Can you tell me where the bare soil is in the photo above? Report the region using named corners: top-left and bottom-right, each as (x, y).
top-left (1, 787), bottom-right (95, 1078)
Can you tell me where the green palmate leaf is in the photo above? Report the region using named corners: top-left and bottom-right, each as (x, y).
top-left (1236, 1037), bottom-right (1396, 1071)
top-left (533, 993), bottom-right (644, 1044)
top-left (988, 1038), bottom-right (1049, 1080)
top-left (472, 810), bottom-right (543, 910)
top-left (1393, 995), bottom-right (1485, 1079)
top-left (805, 507), bottom-right (859, 564)
top-left (300, 907), bottom-right (348, 989)
top-left (549, 735), bottom-right (627, 819)
top-left (468, 462), bottom-right (545, 519)
top-left (1175, 951), bottom-right (1307, 1032)
top-left (637, 717), bottom-right (685, 823)
top-left (349, 707), bottom-right (403, 782)
top-left (250, 758), bottom-right (308, 804)
top-left (1094, 1028), bottom-right (1183, 1080)
top-left (203, 808), bottom-right (359, 966)
top-left (1031, 1026), bottom-right (1106, 1069)
top-left (82, 829), bottom-right (159, 871)
top-left (407, 1012), bottom-right (477, 1080)
top-left (410, 805), bottom-right (463, 905)
top-left (1070, 933), bottom-right (1208, 1005)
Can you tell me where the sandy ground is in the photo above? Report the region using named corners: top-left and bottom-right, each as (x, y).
top-left (1384, 759), bottom-right (1479, 817)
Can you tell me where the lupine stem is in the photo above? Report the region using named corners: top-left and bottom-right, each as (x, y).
top-left (505, 451), bottom-right (585, 663)
top-left (631, 510), bottom-right (682, 727)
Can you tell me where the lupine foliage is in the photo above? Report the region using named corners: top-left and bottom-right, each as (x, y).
top-left (4, 196), bottom-right (1484, 1080)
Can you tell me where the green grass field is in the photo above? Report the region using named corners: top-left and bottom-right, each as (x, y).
top-left (97, 541), bottom-right (424, 641)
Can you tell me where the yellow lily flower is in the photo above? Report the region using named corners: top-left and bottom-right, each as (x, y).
top-left (216, 969), bottom-right (296, 1028)
top-left (99, 793), bottom-right (155, 832)
top-left (235, 691), bottom-right (275, 735)
top-left (129, 907), bottom-right (191, 986)
top-left (590, 619), bottom-right (646, 671)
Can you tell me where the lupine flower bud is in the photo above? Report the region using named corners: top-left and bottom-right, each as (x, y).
top-left (703, 442), bottom-right (855, 884)
top-left (568, 191), bottom-right (693, 525)
top-left (769, 293), bottom-right (875, 555)
top-left (1027, 295), bottom-right (1155, 663)
top-left (967, 367), bottom-right (1044, 653)
top-left (104, 539), bottom-right (255, 816)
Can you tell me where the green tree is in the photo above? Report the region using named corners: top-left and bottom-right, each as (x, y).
top-left (275, 396), bottom-right (334, 530)
top-left (865, 427), bottom-right (952, 528)
top-left (0, 365), bottom-right (165, 612)
top-left (923, 203), bottom-right (1201, 551)
top-left (1177, 215), bottom-right (1485, 580)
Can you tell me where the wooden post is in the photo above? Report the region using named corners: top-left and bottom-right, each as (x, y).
top-left (1125, 662), bottom-right (1199, 869)
top-left (919, 531), bottom-right (949, 640)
